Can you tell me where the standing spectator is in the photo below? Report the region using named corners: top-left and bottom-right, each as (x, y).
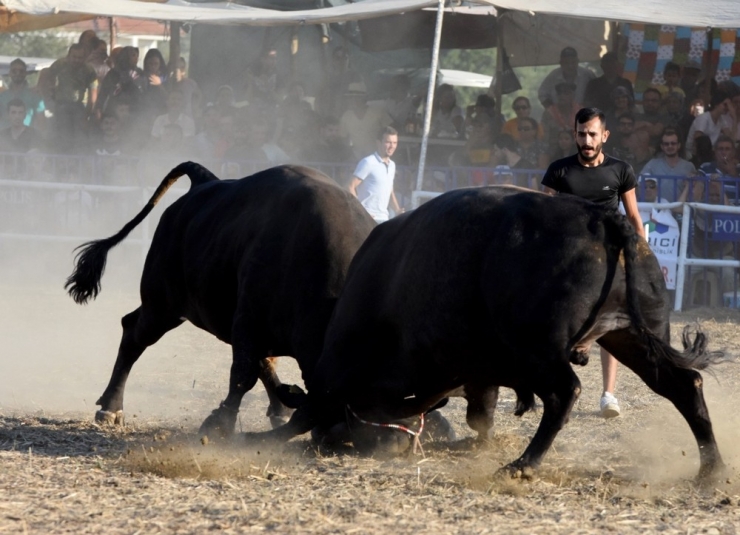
top-left (244, 48), bottom-right (283, 111)
top-left (46, 43), bottom-right (97, 152)
top-left (463, 94), bottom-right (503, 140)
top-left (634, 87), bottom-right (669, 148)
top-left (515, 117), bottom-right (548, 169)
top-left (340, 82), bottom-right (393, 159)
top-left (86, 37), bottom-right (110, 112)
top-left (680, 60), bottom-right (703, 104)
top-left (429, 83), bottom-right (463, 139)
top-left (0, 99), bottom-right (43, 153)
top-left (95, 46), bottom-right (144, 118)
top-left (651, 61), bottom-right (685, 100)
top-left (0, 59), bottom-right (45, 130)
top-left (639, 129), bottom-right (696, 201)
top-left (583, 52), bottom-right (634, 114)
top-left (501, 96), bottom-right (544, 141)
top-left (315, 46), bottom-right (362, 120)
top-left (542, 107), bottom-right (644, 419)
top-left (686, 91), bottom-right (736, 156)
top-left (140, 48), bottom-right (169, 121)
top-left (151, 88), bottom-right (195, 140)
top-left (349, 126), bottom-right (402, 223)
top-left (171, 57), bottom-right (202, 119)
top-left (537, 47), bottom-right (595, 109)
top-left (541, 82), bottom-right (580, 149)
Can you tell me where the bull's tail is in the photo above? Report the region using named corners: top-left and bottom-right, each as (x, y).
top-left (614, 216), bottom-right (724, 371)
top-left (64, 162), bottom-right (219, 304)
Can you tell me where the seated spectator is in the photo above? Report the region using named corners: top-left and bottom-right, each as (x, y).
top-left (608, 111), bottom-right (636, 155)
top-left (541, 82), bottom-right (580, 149)
top-left (140, 123), bottom-right (191, 186)
top-left (637, 176), bottom-right (670, 216)
top-left (515, 117), bottom-right (548, 169)
top-left (0, 58), bottom-right (45, 130)
top-left (193, 105), bottom-right (222, 160)
top-left (0, 99), bottom-right (43, 153)
top-left (209, 85), bottom-right (239, 118)
top-left (698, 135), bottom-right (740, 178)
top-left (151, 88), bottom-right (196, 140)
top-left (299, 115), bottom-right (355, 166)
top-left (584, 52), bottom-right (634, 114)
top-left (547, 127), bottom-right (574, 164)
top-left (639, 129), bottom-right (696, 201)
top-left (634, 87), bottom-right (670, 148)
top-left (537, 46), bottom-right (595, 109)
top-left (663, 91), bottom-right (686, 133)
top-left (464, 94), bottom-right (503, 139)
top-left (372, 74), bottom-right (420, 131)
top-left (686, 91), bottom-right (736, 157)
top-left (449, 116), bottom-right (496, 168)
top-left (89, 112), bottom-right (137, 157)
top-left (224, 116), bottom-right (288, 169)
top-left (340, 82), bottom-right (393, 158)
top-left (492, 134), bottom-right (532, 187)
top-left (626, 129), bottom-right (654, 175)
top-left (429, 83), bottom-right (463, 139)
top-left (501, 96), bottom-right (544, 141)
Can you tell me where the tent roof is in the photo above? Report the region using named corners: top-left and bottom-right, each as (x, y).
top-left (2, 0), bottom-right (740, 29)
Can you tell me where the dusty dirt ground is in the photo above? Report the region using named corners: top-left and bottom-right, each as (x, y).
top-left (1, 257), bottom-right (740, 534)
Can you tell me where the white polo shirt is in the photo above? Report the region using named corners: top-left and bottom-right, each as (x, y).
top-left (353, 152), bottom-right (396, 223)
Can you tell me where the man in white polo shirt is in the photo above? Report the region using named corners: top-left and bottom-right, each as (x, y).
top-left (349, 126), bottom-right (403, 223)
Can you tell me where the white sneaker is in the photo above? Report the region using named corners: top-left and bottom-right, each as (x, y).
top-left (600, 392), bottom-right (621, 418)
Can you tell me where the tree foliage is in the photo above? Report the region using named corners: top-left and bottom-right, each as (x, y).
top-left (0, 31), bottom-right (72, 60)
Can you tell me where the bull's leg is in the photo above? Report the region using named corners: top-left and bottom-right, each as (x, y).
top-left (500, 363), bottom-right (581, 478)
top-left (199, 333), bottom-right (264, 438)
top-left (96, 307), bottom-right (183, 426)
top-left (598, 329), bottom-right (723, 480)
top-left (464, 384), bottom-right (499, 441)
top-left (259, 357), bottom-right (294, 429)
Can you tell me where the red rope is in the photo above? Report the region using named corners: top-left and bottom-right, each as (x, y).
top-left (347, 406), bottom-right (426, 457)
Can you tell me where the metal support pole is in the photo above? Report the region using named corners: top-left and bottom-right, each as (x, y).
top-left (414, 0), bottom-right (446, 192)
top-left (673, 202), bottom-right (692, 311)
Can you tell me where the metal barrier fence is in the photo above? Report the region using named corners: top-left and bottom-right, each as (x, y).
top-left (1, 152), bottom-right (738, 310)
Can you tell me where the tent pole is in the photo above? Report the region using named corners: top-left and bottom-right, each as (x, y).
top-left (414, 0), bottom-right (445, 193)
top-left (494, 15), bottom-right (504, 118)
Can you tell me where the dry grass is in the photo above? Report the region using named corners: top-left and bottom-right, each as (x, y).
top-left (2, 282), bottom-right (740, 534)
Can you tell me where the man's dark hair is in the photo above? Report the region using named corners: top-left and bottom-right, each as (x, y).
top-left (378, 125), bottom-right (398, 140)
top-left (494, 133), bottom-right (518, 153)
top-left (715, 134), bottom-right (734, 148)
top-left (710, 91), bottom-right (729, 108)
top-left (664, 61), bottom-right (680, 75)
top-left (7, 98), bottom-right (26, 112)
top-left (68, 43), bottom-right (86, 55)
top-left (10, 58), bottom-right (26, 69)
top-left (574, 107), bottom-right (606, 129)
top-left (642, 87), bottom-right (661, 100)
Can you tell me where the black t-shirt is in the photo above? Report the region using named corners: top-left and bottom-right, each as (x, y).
top-left (541, 154), bottom-right (637, 212)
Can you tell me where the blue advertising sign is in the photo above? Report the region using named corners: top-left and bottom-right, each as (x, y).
top-left (711, 214), bottom-right (740, 241)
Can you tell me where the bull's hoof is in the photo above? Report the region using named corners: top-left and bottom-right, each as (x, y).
top-left (199, 406), bottom-right (238, 439)
top-left (696, 459), bottom-right (729, 485)
top-left (269, 414), bottom-right (292, 429)
top-left (497, 460), bottom-right (536, 480)
top-left (312, 422), bottom-right (352, 448)
top-left (351, 426), bottom-right (411, 458)
top-left (422, 410), bottom-right (456, 442)
top-left (95, 409), bottom-right (124, 426)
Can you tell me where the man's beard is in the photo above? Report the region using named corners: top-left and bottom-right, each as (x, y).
top-left (577, 142), bottom-right (602, 162)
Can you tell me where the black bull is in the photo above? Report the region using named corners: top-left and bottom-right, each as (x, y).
top-left (65, 162), bottom-right (375, 435)
top-left (270, 186), bottom-right (725, 479)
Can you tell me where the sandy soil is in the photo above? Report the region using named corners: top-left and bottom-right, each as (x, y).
top-left (1, 265), bottom-right (740, 534)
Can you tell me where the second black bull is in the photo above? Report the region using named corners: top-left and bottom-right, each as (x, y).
top-left (270, 186), bottom-right (725, 480)
top-left (65, 162), bottom-right (375, 435)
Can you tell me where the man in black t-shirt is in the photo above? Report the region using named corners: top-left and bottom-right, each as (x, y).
top-left (542, 107), bottom-right (644, 419)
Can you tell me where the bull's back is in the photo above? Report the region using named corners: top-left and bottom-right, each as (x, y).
top-left (143, 166), bottom-right (374, 343)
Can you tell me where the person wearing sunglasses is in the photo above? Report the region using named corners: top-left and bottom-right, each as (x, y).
top-left (501, 96), bottom-right (544, 141)
top-left (639, 129), bottom-right (696, 201)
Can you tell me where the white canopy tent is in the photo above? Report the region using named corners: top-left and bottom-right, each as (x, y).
top-left (3, 0), bottom-right (740, 28)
